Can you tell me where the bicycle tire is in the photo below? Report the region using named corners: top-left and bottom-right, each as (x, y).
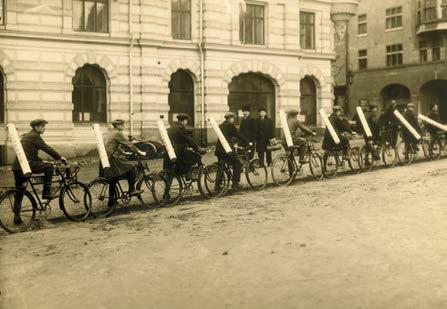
top-left (59, 181), bottom-right (92, 222)
top-left (198, 164), bottom-right (227, 198)
top-left (397, 142), bottom-right (414, 165)
top-left (359, 145), bottom-right (374, 172)
top-left (323, 152), bottom-right (338, 179)
top-left (271, 154), bottom-right (295, 186)
top-left (347, 147), bottom-right (361, 173)
top-left (88, 177), bottom-right (118, 218)
top-left (430, 139), bottom-right (442, 160)
top-left (151, 170), bottom-right (183, 207)
top-left (309, 152), bottom-right (324, 180)
top-left (136, 173), bottom-right (156, 206)
top-left (421, 138), bottom-right (430, 159)
top-left (382, 144), bottom-right (398, 167)
top-left (0, 189), bottom-right (37, 233)
top-left (245, 158), bottom-right (268, 191)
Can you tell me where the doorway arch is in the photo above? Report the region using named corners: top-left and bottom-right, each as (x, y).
top-left (168, 69), bottom-right (195, 127)
top-left (300, 77), bottom-right (317, 126)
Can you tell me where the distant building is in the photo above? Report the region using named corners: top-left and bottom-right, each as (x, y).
top-left (344, 0), bottom-right (447, 121)
top-left (0, 0), bottom-right (358, 164)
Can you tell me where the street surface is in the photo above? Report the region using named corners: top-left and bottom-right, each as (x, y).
top-left (1, 157), bottom-right (447, 308)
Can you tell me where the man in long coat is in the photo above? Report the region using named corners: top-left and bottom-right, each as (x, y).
top-left (239, 106), bottom-right (257, 159)
top-left (256, 107), bottom-right (274, 166)
top-left (322, 106), bottom-right (353, 157)
top-left (104, 119), bottom-right (146, 206)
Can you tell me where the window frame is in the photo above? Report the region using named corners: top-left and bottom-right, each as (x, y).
top-left (432, 46), bottom-right (441, 61)
top-left (357, 14), bottom-right (367, 35)
top-left (358, 49), bottom-right (368, 70)
top-left (386, 44), bottom-right (404, 67)
top-left (300, 11), bottom-right (316, 50)
top-left (73, 0), bottom-right (109, 33)
top-left (385, 6), bottom-right (403, 30)
top-left (423, 0), bottom-right (437, 21)
top-left (0, 0), bottom-right (5, 26)
top-left (171, 0), bottom-right (192, 40)
top-left (240, 3), bottom-right (265, 45)
top-left (420, 41), bottom-right (428, 63)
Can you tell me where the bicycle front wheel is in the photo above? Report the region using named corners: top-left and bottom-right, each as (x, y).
top-left (88, 177), bottom-right (118, 218)
top-left (382, 144), bottom-right (398, 167)
top-left (245, 158), bottom-right (267, 190)
top-left (397, 142), bottom-right (414, 165)
top-left (198, 164), bottom-right (227, 198)
top-left (59, 181), bottom-right (92, 222)
top-left (271, 154), bottom-right (294, 186)
top-left (0, 189), bottom-right (37, 233)
top-left (359, 145), bottom-right (374, 172)
top-left (151, 170), bottom-right (183, 207)
top-left (136, 174), bottom-right (155, 206)
top-left (323, 152), bottom-right (338, 179)
top-left (430, 139), bottom-right (442, 160)
top-left (309, 152), bottom-right (324, 180)
top-left (348, 147), bottom-right (361, 173)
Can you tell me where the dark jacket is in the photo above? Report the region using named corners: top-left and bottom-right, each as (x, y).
top-left (426, 111), bottom-right (441, 135)
top-left (167, 122), bottom-right (199, 155)
top-left (104, 129), bottom-right (140, 178)
top-left (322, 113), bottom-right (351, 150)
top-left (380, 108), bottom-right (399, 131)
top-left (285, 118), bottom-right (314, 145)
top-left (402, 110), bottom-right (421, 142)
top-left (12, 130), bottom-right (61, 171)
top-left (215, 120), bottom-right (247, 156)
top-left (368, 112), bottom-right (380, 140)
top-left (256, 116), bottom-right (274, 152)
top-left (239, 116), bottom-right (258, 143)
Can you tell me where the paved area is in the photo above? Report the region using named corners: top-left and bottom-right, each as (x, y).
top-left (0, 156), bottom-right (447, 308)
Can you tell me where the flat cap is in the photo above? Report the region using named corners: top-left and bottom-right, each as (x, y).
top-left (258, 107), bottom-right (267, 112)
top-left (224, 112), bottom-right (236, 119)
top-left (287, 109), bottom-right (299, 117)
top-left (332, 105), bottom-right (343, 112)
top-left (407, 102), bottom-right (416, 108)
top-left (176, 113), bottom-right (190, 121)
top-left (112, 119), bottom-right (125, 126)
top-left (30, 119), bottom-right (48, 127)
top-left (369, 103), bottom-right (378, 109)
top-left (242, 106), bottom-right (250, 112)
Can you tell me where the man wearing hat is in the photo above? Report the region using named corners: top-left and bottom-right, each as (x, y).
top-left (164, 113), bottom-right (206, 179)
top-left (322, 106), bottom-right (353, 157)
top-left (215, 112), bottom-right (248, 189)
top-left (256, 107), bottom-right (274, 166)
top-left (104, 119), bottom-right (146, 206)
top-left (402, 103), bottom-right (422, 157)
top-left (427, 104), bottom-right (443, 153)
top-left (238, 106), bottom-right (258, 157)
top-left (284, 110), bottom-right (316, 164)
top-left (12, 119), bottom-right (67, 224)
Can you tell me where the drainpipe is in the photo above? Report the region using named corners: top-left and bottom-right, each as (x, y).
top-left (198, 0), bottom-right (205, 145)
top-left (129, 1), bottom-right (134, 138)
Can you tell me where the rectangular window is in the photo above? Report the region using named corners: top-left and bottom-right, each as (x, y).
top-left (73, 0), bottom-right (108, 33)
top-left (420, 41), bottom-right (428, 63)
top-left (358, 14), bottom-right (367, 35)
top-left (171, 0), bottom-right (191, 40)
top-left (386, 6), bottom-right (403, 30)
top-left (300, 11), bottom-right (315, 49)
top-left (240, 4), bottom-right (265, 45)
top-left (432, 47), bottom-right (441, 61)
top-left (358, 49), bottom-right (367, 70)
top-left (386, 44), bottom-right (403, 67)
top-left (424, 0), bottom-right (437, 21)
top-left (0, 0), bottom-right (4, 25)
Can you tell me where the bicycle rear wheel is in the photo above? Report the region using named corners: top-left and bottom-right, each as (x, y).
top-left (271, 154), bottom-right (294, 186)
top-left (59, 181), bottom-right (92, 222)
top-left (88, 177), bottom-right (118, 218)
top-left (429, 139), bottom-right (442, 160)
top-left (0, 189), bottom-right (36, 233)
top-left (198, 164), bottom-right (227, 198)
top-left (359, 145), bottom-right (374, 172)
top-left (151, 170), bottom-right (183, 207)
top-left (136, 174), bottom-right (155, 206)
top-left (246, 158), bottom-right (268, 190)
top-left (323, 152), bottom-right (338, 179)
top-left (348, 147), bottom-right (361, 173)
top-left (397, 142), bottom-right (414, 165)
top-left (309, 152), bottom-right (324, 180)
top-left (382, 144), bottom-right (398, 167)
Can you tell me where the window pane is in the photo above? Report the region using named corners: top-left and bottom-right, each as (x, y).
top-left (255, 19), bottom-right (264, 44)
top-left (84, 1), bottom-right (96, 32)
top-left (172, 0), bottom-right (180, 10)
top-left (172, 12), bottom-right (180, 38)
top-left (73, 1), bottom-right (83, 31)
top-left (97, 2), bottom-right (108, 33)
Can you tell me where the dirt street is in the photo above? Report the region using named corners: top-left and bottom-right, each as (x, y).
top-left (1, 158), bottom-right (447, 309)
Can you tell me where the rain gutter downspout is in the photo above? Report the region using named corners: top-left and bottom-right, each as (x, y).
top-left (198, 0), bottom-right (206, 145)
top-left (129, 1), bottom-right (134, 137)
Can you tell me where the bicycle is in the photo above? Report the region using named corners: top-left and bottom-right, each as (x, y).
top-left (421, 130), bottom-right (443, 160)
top-left (211, 144), bottom-right (267, 194)
top-left (0, 161), bottom-right (92, 233)
top-left (271, 139), bottom-right (323, 186)
top-left (323, 134), bottom-right (361, 179)
top-left (358, 139), bottom-right (384, 172)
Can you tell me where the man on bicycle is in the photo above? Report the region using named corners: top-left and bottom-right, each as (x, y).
top-left (284, 110), bottom-right (316, 164)
top-left (104, 119), bottom-right (146, 207)
top-left (322, 106), bottom-right (353, 159)
top-left (215, 112), bottom-right (248, 189)
top-left (379, 100), bottom-right (399, 147)
top-left (12, 119), bottom-right (67, 224)
top-left (402, 103), bottom-right (422, 158)
top-left (426, 104), bottom-right (443, 153)
top-left (164, 113), bottom-right (207, 180)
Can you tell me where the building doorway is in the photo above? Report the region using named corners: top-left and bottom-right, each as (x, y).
top-left (380, 84), bottom-right (411, 110)
top-left (420, 80), bottom-right (447, 122)
top-left (300, 77), bottom-right (317, 126)
top-left (168, 69), bottom-right (195, 127)
top-left (228, 73), bottom-right (275, 125)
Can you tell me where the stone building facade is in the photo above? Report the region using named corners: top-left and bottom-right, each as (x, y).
top-left (346, 0), bottom-right (447, 120)
top-left (0, 0), bottom-right (358, 164)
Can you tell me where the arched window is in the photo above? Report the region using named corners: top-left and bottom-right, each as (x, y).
top-left (168, 70), bottom-right (194, 126)
top-left (72, 65), bottom-right (107, 123)
top-left (300, 77), bottom-right (317, 126)
top-left (0, 68), bottom-right (4, 123)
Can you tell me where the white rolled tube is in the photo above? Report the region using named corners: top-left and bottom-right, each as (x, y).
top-left (92, 124), bottom-right (110, 169)
top-left (319, 109), bottom-right (340, 144)
top-left (394, 110), bottom-right (421, 140)
top-left (157, 120), bottom-right (177, 161)
top-left (280, 109), bottom-right (293, 147)
top-left (356, 107), bottom-right (372, 138)
top-left (418, 114), bottom-right (447, 131)
top-left (7, 124), bottom-right (32, 176)
top-left (208, 117), bottom-right (232, 154)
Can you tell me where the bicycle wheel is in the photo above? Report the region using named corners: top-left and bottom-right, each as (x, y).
top-left (382, 144), bottom-right (398, 167)
top-left (397, 142), bottom-right (414, 165)
top-left (347, 147), bottom-right (361, 173)
top-left (245, 158), bottom-right (268, 190)
top-left (0, 189), bottom-right (37, 233)
top-left (151, 170), bottom-right (183, 207)
top-left (198, 164), bottom-right (227, 198)
top-left (323, 152), bottom-right (338, 179)
top-left (88, 177), bottom-right (118, 218)
top-left (421, 138), bottom-right (430, 159)
top-left (309, 152), bottom-right (324, 180)
top-left (59, 181), bottom-right (92, 222)
top-left (359, 145), bottom-right (374, 172)
top-left (271, 154), bottom-right (294, 186)
top-left (136, 174), bottom-right (155, 206)
top-left (429, 139), bottom-right (442, 160)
